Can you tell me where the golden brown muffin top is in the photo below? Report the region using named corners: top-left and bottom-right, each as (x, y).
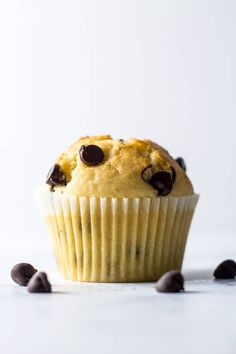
top-left (45, 135), bottom-right (193, 197)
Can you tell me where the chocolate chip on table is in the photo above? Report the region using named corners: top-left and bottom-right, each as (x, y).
top-left (11, 263), bottom-right (37, 286)
top-left (213, 260), bottom-right (236, 279)
top-left (155, 271), bottom-right (184, 293)
top-left (175, 157), bottom-right (186, 172)
top-left (27, 272), bottom-right (51, 293)
top-left (79, 145), bottom-right (104, 166)
top-left (150, 171), bottom-right (173, 196)
top-left (46, 164), bottom-right (66, 187)
top-left (141, 165), bottom-right (153, 182)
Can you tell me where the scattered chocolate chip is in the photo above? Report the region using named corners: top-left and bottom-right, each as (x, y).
top-left (155, 271), bottom-right (184, 293)
top-left (27, 272), bottom-right (51, 293)
top-left (11, 263), bottom-right (37, 286)
top-left (79, 145), bottom-right (104, 166)
top-left (213, 260), bottom-right (236, 279)
top-left (142, 165), bottom-right (153, 182)
top-left (150, 171), bottom-right (173, 196)
top-left (171, 167), bottom-right (176, 183)
top-left (175, 157), bottom-right (186, 172)
top-left (46, 164), bottom-right (66, 187)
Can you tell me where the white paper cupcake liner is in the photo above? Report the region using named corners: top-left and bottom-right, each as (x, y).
top-left (35, 188), bottom-right (199, 282)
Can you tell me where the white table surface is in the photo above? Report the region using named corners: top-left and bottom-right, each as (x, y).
top-left (1, 228), bottom-right (236, 354)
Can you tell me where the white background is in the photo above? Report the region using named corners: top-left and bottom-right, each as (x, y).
top-left (0, 2), bottom-right (236, 354)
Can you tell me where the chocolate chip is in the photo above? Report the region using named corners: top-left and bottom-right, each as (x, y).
top-left (46, 164), bottom-right (66, 187)
top-left (213, 260), bottom-right (236, 279)
top-left (11, 263), bottom-right (37, 286)
top-left (175, 157), bottom-right (186, 172)
top-left (171, 167), bottom-right (176, 183)
top-left (150, 171), bottom-right (173, 196)
top-left (142, 165), bottom-right (152, 182)
top-left (79, 145), bottom-right (104, 166)
top-left (27, 272), bottom-right (51, 293)
top-left (155, 271), bottom-right (184, 293)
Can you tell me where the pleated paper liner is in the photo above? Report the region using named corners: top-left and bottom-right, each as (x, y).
top-left (35, 188), bottom-right (199, 282)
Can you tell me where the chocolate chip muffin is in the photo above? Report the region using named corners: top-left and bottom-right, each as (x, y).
top-left (35, 135), bottom-right (198, 282)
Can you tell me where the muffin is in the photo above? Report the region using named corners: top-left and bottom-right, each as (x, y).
top-left (35, 135), bottom-right (198, 282)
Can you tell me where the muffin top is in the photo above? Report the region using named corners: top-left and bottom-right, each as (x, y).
top-left (45, 135), bottom-right (193, 197)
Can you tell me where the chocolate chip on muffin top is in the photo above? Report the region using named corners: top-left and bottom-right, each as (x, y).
top-left (79, 145), bottom-right (104, 166)
top-left (46, 164), bottom-right (67, 187)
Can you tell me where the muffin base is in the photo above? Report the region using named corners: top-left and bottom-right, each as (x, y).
top-left (35, 190), bottom-right (199, 282)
